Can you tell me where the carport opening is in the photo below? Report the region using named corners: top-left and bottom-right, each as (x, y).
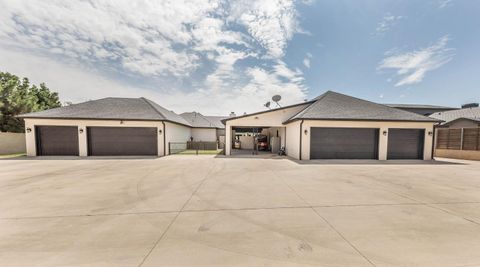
top-left (230, 126), bottom-right (284, 156)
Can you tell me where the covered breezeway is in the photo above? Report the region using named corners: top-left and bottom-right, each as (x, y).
top-left (223, 102), bottom-right (311, 158)
top-left (230, 126), bottom-right (285, 156)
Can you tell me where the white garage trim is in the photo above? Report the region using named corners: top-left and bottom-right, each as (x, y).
top-left (296, 120), bottom-right (434, 160)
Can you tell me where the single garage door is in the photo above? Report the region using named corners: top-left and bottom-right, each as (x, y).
top-left (310, 128), bottom-right (379, 159)
top-left (87, 127), bottom-right (157, 156)
top-left (387, 129), bottom-right (424, 159)
top-left (36, 126), bottom-right (79, 156)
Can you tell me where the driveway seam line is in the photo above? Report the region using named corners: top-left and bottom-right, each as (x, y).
top-left (365, 177), bottom-right (480, 227)
top-left (4, 202), bottom-right (480, 220)
top-left (311, 208), bottom-right (376, 267)
top-left (137, 163), bottom-right (217, 267)
top-left (267, 167), bottom-right (376, 267)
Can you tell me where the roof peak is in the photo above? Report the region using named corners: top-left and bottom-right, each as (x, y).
top-left (286, 90), bottom-right (440, 123)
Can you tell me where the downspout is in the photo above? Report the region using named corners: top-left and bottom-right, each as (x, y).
top-left (299, 120), bottom-right (304, 160)
top-left (162, 121), bottom-right (166, 156)
top-left (431, 123), bottom-right (438, 160)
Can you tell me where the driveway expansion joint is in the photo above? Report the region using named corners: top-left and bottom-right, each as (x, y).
top-left (137, 162), bottom-right (217, 267)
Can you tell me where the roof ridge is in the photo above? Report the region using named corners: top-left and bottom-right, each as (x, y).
top-left (139, 97), bottom-right (166, 120)
top-left (182, 111), bottom-right (217, 127)
top-left (284, 91), bottom-right (329, 122)
top-left (329, 91), bottom-right (437, 120)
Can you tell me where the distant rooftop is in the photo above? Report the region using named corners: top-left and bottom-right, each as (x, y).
top-left (180, 112), bottom-right (226, 128)
top-left (384, 104), bottom-right (457, 110)
top-left (429, 106), bottom-right (480, 124)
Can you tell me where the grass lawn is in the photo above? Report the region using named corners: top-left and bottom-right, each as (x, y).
top-left (0, 153), bottom-right (26, 159)
top-left (176, 149), bottom-right (222, 155)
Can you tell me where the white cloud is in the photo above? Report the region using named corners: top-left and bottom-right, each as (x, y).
top-left (438, 0), bottom-right (452, 8)
top-left (229, 0), bottom-right (302, 58)
top-left (374, 13), bottom-right (403, 35)
top-left (0, 0), bottom-right (309, 114)
top-left (303, 52), bottom-right (312, 68)
top-left (378, 35), bottom-right (454, 86)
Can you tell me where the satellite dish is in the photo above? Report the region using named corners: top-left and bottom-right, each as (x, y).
top-left (272, 95), bottom-right (281, 102)
top-left (264, 101), bottom-right (271, 109)
top-left (272, 95), bottom-right (282, 107)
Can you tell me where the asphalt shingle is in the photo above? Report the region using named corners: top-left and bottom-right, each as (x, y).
top-left (180, 112), bottom-right (226, 128)
top-left (19, 97), bottom-right (191, 126)
top-left (429, 107), bottom-right (480, 124)
top-left (286, 91), bottom-right (440, 123)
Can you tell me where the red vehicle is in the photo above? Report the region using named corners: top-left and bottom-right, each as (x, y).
top-left (256, 134), bottom-right (269, 151)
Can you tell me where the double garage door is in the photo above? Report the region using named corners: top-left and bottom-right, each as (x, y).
top-left (310, 127), bottom-right (424, 160)
top-left (36, 126), bottom-right (157, 156)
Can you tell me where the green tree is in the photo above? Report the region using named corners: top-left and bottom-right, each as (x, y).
top-left (0, 72), bottom-right (61, 132)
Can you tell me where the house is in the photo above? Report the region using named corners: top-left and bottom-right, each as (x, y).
top-left (429, 103), bottom-right (480, 128)
top-left (384, 104), bottom-right (457, 116)
top-left (428, 103), bottom-right (480, 161)
top-left (20, 91), bottom-right (440, 160)
top-left (180, 112), bottom-right (226, 143)
top-left (223, 91), bottom-right (440, 160)
top-left (19, 97), bottom-right (224, 156)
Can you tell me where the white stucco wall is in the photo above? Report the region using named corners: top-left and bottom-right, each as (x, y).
top-left (164, 121), bottom-right (192, 154)
top-left (298, 120), bottom-right (435, 160)
top-left (191, 128), bottom-right (217, 142)
top-left (285, 120), bottom-right (301, 159)
top-left (24, 118), bottom-right (172, 156)
top-left (224, 104), bottom-right (310, 156)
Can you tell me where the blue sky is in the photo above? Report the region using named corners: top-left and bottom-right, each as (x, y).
top-left (0, 0), bottom-right (478, 115)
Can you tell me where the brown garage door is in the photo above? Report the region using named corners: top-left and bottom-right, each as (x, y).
top-left (36, 126), bottom-right (79, 156)
top-left (387, 129), bottom-right (424, 159)
top-left (87, 127), bottom-right (157, 156)
top-left (310, 128), bottom-right (379, 159)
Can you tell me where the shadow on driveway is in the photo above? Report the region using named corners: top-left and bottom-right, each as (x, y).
top-left (292, 159), bottom-right (463, 165)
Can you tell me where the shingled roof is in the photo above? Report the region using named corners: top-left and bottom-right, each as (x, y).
top-left (429, 106), bottom-right (480, 124)
top-left (285, 91), bottom-right (440, 123)
top-left (19, 97), bottom-right (191, 126)
top-left (180, 112), bottom-right (226, 128)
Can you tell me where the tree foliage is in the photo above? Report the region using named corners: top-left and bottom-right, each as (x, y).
top-left (0, 72), bottom-right (61, 132)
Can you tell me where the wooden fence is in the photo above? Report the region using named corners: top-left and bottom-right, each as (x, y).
top-left (436, 128), bottom-right (480, 151)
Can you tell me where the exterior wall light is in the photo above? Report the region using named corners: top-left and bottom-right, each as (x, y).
top-left (26, 127), bottom-right (32, 133)
top-left (254, 116), bottom-right (259, 119)
top-left (158, 129), bottom-right (163, 134)
top-left (428, 131), bottom-right (433, 136)
top-left (79, 128), bottom-right (84, 134)
top-left (382, 130), bottom-right (388, 136)
top-left (304, 129), bottom-right (308, 135)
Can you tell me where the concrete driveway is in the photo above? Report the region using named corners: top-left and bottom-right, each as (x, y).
top-left (1, 156), bottom-right (480, 266)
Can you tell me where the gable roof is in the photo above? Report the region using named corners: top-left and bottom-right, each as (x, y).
top-left (285, 91), bottom-right (440, 123)
top-left (204, 116), bottom-right (227, 128)
top-left (221, 101), bottom-right (315, 124)
top-left (429, 106), bottom-right (480, 124)
top-left (19, 97), bottom-right (191, 126)
top-left (180, 112), bottom-right (226, 128)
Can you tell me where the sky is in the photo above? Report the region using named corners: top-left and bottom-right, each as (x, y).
top-left (0, 0), bottom-right (479, 115)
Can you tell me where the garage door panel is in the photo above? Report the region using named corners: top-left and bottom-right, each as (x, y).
top-left (87, 127), bottom-right (157, 156)
top-left (36, 126), bottom-right (79, 156)
top-left (310, 128), bottom-right (379, 159)
top-left (387, 129), bottom-right (424, 159)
